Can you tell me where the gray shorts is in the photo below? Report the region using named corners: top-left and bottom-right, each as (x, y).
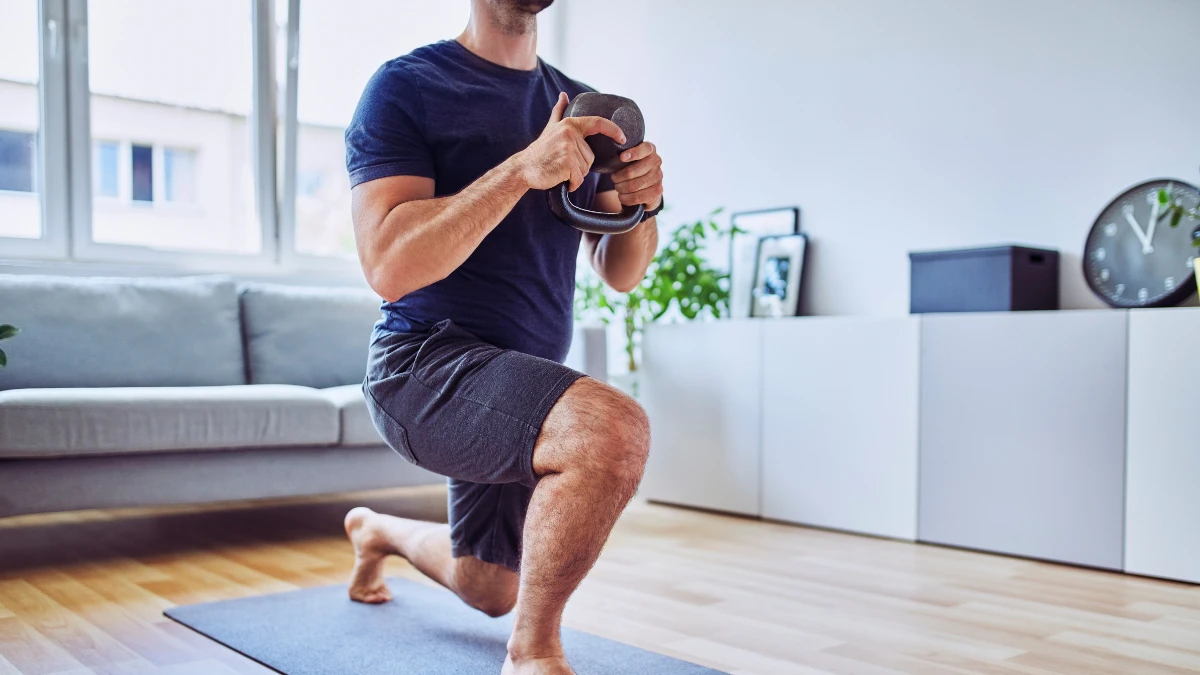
top-left (363, 319), bottom-right (584, 571)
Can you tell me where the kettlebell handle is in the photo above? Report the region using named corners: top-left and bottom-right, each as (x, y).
top-left (547, 92), bottom-right (646, 236)
top-left (548, 185), bottom-right (645, 235)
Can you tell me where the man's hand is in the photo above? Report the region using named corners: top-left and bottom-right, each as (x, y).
top-left (612, 141), bottom-right (664, 211)
top-left (516, 92), bottom-right (627, 192)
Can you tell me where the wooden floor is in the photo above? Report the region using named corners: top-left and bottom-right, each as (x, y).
top-left (1, 486), bottom-right (1198, 675)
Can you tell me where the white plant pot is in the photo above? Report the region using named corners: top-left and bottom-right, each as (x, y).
top-left (1195, 257), bottom-right (1199, 296)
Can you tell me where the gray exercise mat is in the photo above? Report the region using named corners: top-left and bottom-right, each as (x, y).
top-left (165, 578), bottom-right (726, 674)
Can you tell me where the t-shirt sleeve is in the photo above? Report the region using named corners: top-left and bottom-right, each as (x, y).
top-left (345, 62), bottom-right (434, 188)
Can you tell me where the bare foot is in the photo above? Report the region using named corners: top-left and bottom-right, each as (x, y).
top-left (345, 507), bottom-right (393, 604)
top-left (500, 655), bottom-right (574, 675)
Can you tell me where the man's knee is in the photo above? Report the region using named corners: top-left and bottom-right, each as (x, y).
top-left (539, 377), bottom-right (652, 488)
top-left (452, 559), bottom-right (518, 618)
top-left (564, 379), bottom-right (650, 481)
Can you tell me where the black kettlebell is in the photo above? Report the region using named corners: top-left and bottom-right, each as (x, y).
top-left (547, 92), bottom-right (646, 235)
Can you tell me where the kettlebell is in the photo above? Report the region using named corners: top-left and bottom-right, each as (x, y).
top-left (547, 92), bottom-right (646, 235)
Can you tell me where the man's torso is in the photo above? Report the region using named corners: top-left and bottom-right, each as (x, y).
top-left (346, 40), bottom-right (607, 363)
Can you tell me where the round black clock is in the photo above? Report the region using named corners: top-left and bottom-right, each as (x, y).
top-left (1084, 179), bottom-right (1200, 308)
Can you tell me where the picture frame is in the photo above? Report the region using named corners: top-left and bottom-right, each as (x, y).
top-left (751, 233), bottom-right (808, 318)
top-left (729, 207), bottom-right (800, 319)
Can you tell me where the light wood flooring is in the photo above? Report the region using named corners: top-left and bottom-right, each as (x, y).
top-left (1, 485), bottom-right (1198, 674)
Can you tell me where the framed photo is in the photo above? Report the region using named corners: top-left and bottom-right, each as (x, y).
top-left (729, 207), bottom-right (799, 319)
top-left (751, 234), bottom-right (807, 318)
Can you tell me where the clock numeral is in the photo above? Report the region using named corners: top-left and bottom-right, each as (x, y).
top-left (1104, 223), bottom-right (1118, 237)
top-left (1100, 269), bottom-right (1110, 282)
top-left (1094, 248), bottom-right (1107, 262)
top-left (1115, 283), bottom-right (1125, 297)
top-left (1139, 288), bottom-right (1149, 302)
top-left (1165, 277), bottom-right (1176, 290)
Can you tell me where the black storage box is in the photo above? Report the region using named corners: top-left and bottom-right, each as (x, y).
top-left (909, 245), bottom-right (1059, 314)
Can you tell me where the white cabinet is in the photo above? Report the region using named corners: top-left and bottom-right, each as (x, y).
top-left (761, 317), bottom-right (920, 540)
top-left (918, 311), bottom-right (1128, 570)
top-left (1125, 308), bottom-right (1200, 583)
top-left (640, 321), bottom-right (762, 516)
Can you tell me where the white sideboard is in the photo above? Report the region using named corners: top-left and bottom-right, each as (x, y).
top-left (761, 317), bottom-right (920, 540)
top-left (918, 310), bottom-right (1128, 570)
top-left (638, 308), bottom-right (1200, 583)
top-left (640, 320), bottom-right (763, 516)
top-left (1125, 309), bottom-right (1200, 583)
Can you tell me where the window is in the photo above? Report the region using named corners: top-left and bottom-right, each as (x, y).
top-left (0, 130), bottom-right (36, 193)
top-left (0, 0), bottom-right (43, 241)
top-left (87, 0), bottom-right (259, 254)
top-left (164, 148), bottom-right (197, 203)
top-left (286, 0), bottom-right (467, 260)
top-left (94, 141), bottom-right (119, 198)
top-left (130, 144), bottom-right (153, 203)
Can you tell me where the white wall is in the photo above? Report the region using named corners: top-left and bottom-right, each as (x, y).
top-left (560, 0), bottom-right (1200, 315)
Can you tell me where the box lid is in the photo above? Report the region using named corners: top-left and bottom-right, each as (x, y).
top-left (909, 245), bottom-right (1057, 262)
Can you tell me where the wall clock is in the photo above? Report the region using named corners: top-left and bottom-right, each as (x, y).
top-left (1084, 179), bottom-right (1200, 308)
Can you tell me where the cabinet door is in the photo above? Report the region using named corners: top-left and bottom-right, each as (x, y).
top-left (761, 317), bottom-right (920, 540)
top-left (640, 321), bottom-right (762, 516)
top-left (1126, 308), bottom-right (1200, 583)
top-left (918, 311), bottom-right (1127, 569)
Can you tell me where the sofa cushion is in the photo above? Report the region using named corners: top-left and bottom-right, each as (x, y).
top-left (0, 274), bottom-right (244, 390)
top-left (240, 283), bottom-right (382, 389)
top-left (0, 385), bottom-right (339, 459)
top-left (321, 384), bottom-right (386, 447)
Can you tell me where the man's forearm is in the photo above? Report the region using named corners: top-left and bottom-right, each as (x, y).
top-left (590, 216), bottom-right (659, 293)
top-left (367, 158), bottom-right (528, 301)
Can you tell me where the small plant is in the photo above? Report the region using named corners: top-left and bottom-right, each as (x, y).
top-left (0, 324), bottom-right (18, 368)
top-left (575, 208), bottom-right (739, 372)
top-left (1156, 181), bottom-right (1200, 247)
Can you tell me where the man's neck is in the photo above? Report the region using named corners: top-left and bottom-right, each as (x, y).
top-left (457, 5), bottom-right (539, 71)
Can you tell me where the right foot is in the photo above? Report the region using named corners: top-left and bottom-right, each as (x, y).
top-left (500, 655), bottom-right (574, 675)
top-left (344, 507), bottom-right (394, 604)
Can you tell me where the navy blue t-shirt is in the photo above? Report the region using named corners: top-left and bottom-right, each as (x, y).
top-left (345, 40), bottom-right (613, 363)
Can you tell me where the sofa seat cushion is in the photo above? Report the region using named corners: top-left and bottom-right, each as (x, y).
top-left (0, 386), bottom-right (340, 459)
top-left (320, 385), bottom-right (385, 447)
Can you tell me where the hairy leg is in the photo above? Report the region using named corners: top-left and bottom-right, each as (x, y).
top-left (503, 378), bottom-right (651, 674)
top-left (345, 507), bottom-right (518, 616)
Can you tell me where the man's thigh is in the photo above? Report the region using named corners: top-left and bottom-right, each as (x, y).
top-left (364, 319), bottom-right (584, 488)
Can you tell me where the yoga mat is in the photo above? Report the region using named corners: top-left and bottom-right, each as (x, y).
top-left (165, 578), bottom-right (726, 674)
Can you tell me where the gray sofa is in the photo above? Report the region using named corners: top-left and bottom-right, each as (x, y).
top-left (0, 274), bottom-right (440, 518)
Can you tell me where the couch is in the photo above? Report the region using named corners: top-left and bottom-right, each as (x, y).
top-left (0, 274), bottom-right (443, 518)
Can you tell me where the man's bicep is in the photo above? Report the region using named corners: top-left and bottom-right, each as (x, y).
top-left (351, 175), bottom-right (436, 231)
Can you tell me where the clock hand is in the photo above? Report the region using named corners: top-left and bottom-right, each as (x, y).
top-left (1124, 208), bottom-right (1151, 250)
top-left (1143, 195), bottom-right (1162, 254)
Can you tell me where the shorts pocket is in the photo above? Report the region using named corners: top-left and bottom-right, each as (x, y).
top-left (362, 382), bottom-right (420, 465)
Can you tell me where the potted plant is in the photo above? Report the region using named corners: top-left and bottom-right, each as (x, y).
top-left (575, 208), bottom-right (738, 397)
top-left (1155, 184), bottom-right (1200, 294)
top-left (0, 324), bottom-right (18, 368)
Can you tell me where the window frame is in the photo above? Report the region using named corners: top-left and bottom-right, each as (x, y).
top-left (276, 0), bottom-right (360, 272)
top-left (0, 0), bottom-right (70, 260)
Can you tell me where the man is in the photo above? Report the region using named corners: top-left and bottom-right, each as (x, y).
top-left (343, 0), bottom-right (664, 673)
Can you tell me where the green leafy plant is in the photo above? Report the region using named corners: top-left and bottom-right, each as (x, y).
top-left (1156, 183), bottom-right (1200, 247)
top-left (575, 208), bottom-right (740, 372)
top-left (0, 324), bottom-right (18, 368)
